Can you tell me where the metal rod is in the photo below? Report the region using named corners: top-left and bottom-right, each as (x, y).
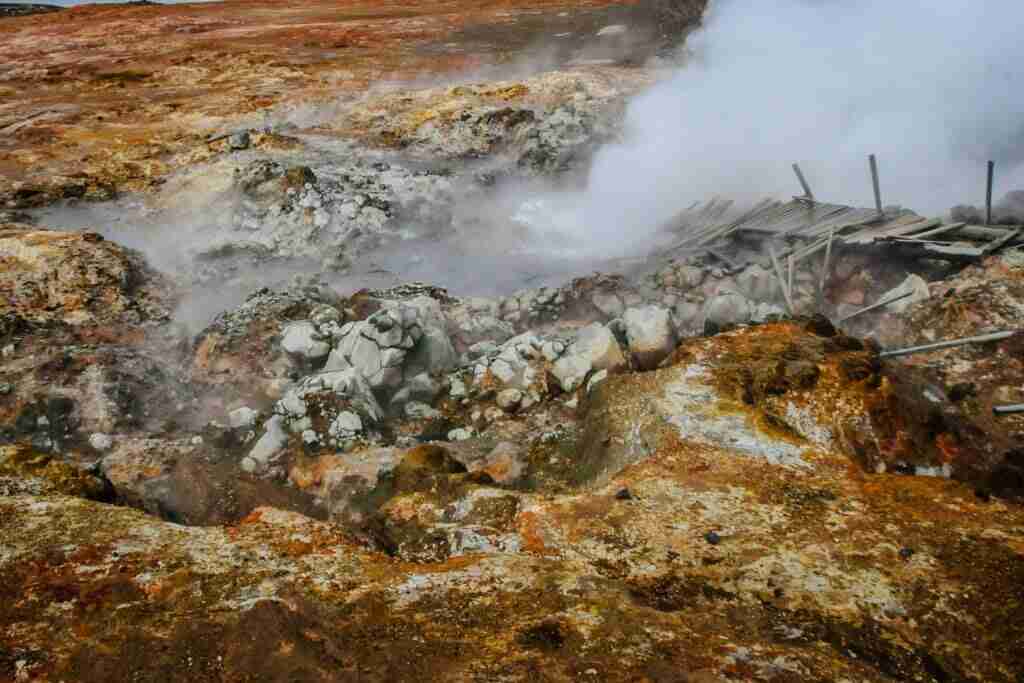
top-left (768, 245), bottom-right (795, 314)
top-left (869, 154), bottom-right (883, 216)
top-left (879, 330), bottom-right (1016, 359)
top-left (986, 160), bottom-right (995, 226)
top-left (837, 290), bottom-right (913, 323)
top-left (994, 404), bottom-right (1024, 415)
top-left (792, 163), bottom-right (814, 201)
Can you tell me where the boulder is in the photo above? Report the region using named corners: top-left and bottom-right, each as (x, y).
top-left (622, 306), bottom-right (677, 370)
top-left (884, 273), bottom-right (930, 314)
top-left (280, 321), bottom-right (331, 361)
top-left (242, 415), bottom-right (289, 473)
top-left (288, 447), bottom-right (401, 524)
top-left (701, 291), bottom-right (753, 328)
top-left (552, 323), bottom-right (627, 392)
top-left (475, 332), bottom-right (550, 394)
top-left (324, 307), bottom-right (421, 393)
top-left (736, 264), bottom-right (777, 302)
top-left (472, 441), bottom-right (526, 485)
top-left (390, 297), bottom-right (458, 377)
top-left (447, 297), bottom-right (515, 350)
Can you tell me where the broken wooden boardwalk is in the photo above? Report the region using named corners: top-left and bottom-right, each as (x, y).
top-left (671, 196), bottom-right (1021, 265)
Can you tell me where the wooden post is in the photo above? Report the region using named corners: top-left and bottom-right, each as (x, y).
top-left (768, 245), bottom-right (795, 315)
top-left (986, 160), bottom-right (995, 226)
top-left (792, 163), bottom-right (814, 201)
top-left (869, 154), bottom-right (883, 216)
top-left (818, 228), bottom-right (835, 301)
top-left (787, 253), bottom-right (795, 308)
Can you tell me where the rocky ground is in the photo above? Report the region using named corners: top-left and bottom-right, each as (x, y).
top-left (3, 1), bottom-right (1024, 682)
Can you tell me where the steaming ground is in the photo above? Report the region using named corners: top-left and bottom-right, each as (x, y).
top-left (27, 0), bottom-right (1024, 332)
top-left (31, 133), bottom-right (665, 331)
top-left (567, 0), bottom-right (1024, 249)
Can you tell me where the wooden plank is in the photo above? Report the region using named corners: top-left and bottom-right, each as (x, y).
top-left (793, 163), bottom-right (814, 200)
top-left (768, 245), bottom-right (795, 314)
top-left (981, 228), bottom-right (1020, 254)
top-left (819, 229), bottom-right (835, 301)
top-left (843, 215), bottom-right (928, 245)
top-left (787, 253), bottom-right (794, 304)
top-left (894, 219), bottom-right (961, 240)
top-left (885, 237), bottom-right (973, 245)
top-left (956, 225), bottom-right (1011, 241)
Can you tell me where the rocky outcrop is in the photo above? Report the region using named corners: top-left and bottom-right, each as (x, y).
top-left (4, 314), bottom-right (1024, 680)
top-left (0, 228), bottom-right (173, 327)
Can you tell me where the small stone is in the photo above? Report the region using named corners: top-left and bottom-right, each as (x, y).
top-left (281, 321), bottom-right (330, 360)
top-left (0, 383), bottom-right (11, 395)
top-left (596, 24), bottom-right (628, 37)
top-left (229, 406), bottom-right (259, 430)
top-left (89, 433), bottom-right (113, 451)
top-left (496, 388), bottom-right (524, 411)
top-left (329, 411), bottom-right (363, 437)
top-left (592, 292), bottom-right (624, 319)
top-left (704, 531), bottom-right (721, 546)
top-left (404, 401), bottom-right (441, 420)
top-left (449, 376), bottom-right (467, 399)
top-left (1, 344), bottom-right (14, 358)
top-left (191, 436), bottom-right (204, 446)
top-left (447, 428), bottom-right (473, 442)
top-left (898, 547), bottom-right (915, 560)
top-left (586, 369), bottom-right (609, 394)
top-left (228, 130), bottom-right (251, 150)
top-left (615, 488), bottom-right (632, 500)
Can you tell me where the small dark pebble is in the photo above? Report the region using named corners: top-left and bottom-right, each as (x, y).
top-left (948, 382), bottom-right (977, 402)
top-left (898, 547), bottom-right (915, 560)
top-left (615, 488), bottom-right (632, 500)
top-left (975, 488), bottom-right (992, 502)
top-left (704, 531), bottom-right (721, 546)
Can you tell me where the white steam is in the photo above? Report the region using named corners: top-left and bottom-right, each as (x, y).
top-left (562, 0), bottom-right (1024, 254)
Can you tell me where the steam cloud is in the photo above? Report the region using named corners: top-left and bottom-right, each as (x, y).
top-left (563, 0), bottom-right (1024, 254)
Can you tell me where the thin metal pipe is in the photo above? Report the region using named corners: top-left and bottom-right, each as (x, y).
top-left (994, 404), bottom-right (1024, 415)
top-left (837, 290), bottom-right (913, 323)
top-left (879, 330), bottom-right (1016, 359)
